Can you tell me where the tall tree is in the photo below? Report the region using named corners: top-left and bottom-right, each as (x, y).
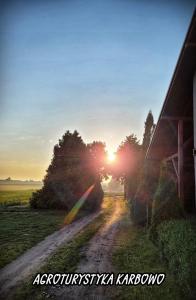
top-left (87, 141), bottom-right (107, 181)
top-left (131, 111), bottom-right (158, 226)
top-left (142, 110), bottom-right (155, 153)
top-left (113, 134), bottom-right (142, 199)
top-left (30, 131), bottom-right (104, 212)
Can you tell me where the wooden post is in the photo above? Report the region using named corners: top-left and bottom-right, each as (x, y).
top-left (178, 120), bottom-right (184, 201)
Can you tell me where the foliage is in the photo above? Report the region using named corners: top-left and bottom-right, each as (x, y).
top-left (128, 110), bottom-right (157, 225)
top-left (115, 134), bottom-right (141, 181)
top-left (142, 110), bottom-right (155, 152)
top-left (151, 163), bottom-right (184, 229)
top-left (112, 213), bottom-right (182, 300)
top-left (112, 134), bottom-right (142, 200)
top-left (155, 219), bottom-right (196, 297)
top-left (130, 159), bottom-right (160, 225)
top-left (83, 181), bottom-right (104, 212)
top-left (87, 141), bottom-right (108, 181)
top-left (30, 182), bottom-right (75, 209)
top-left (130, 193), bottom-right (147, 226)
top-left (30, 131), bottom-right (105, 211)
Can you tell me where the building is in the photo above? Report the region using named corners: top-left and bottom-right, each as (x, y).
top-left (146, 10), bottom-right (196, 212)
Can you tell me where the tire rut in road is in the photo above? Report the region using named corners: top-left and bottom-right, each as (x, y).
top-left (0, 212), bottom-right (100, 297)
top-left (49, 199), bottom-right (123, 300)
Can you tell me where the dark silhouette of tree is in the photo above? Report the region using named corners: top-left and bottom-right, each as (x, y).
top-left (142, 110), bottom-right (155, 153)
top-left (131, 111), bottom-right (158, 226)
top-left (113, 134), bottom-right (142, 199)
top-left (87, 141), bottom-right (108, 181)
top-left (30, 131), bottom-right (104, 212)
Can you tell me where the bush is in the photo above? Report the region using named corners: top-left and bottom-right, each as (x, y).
top-left (151, 163), bottom-right (184, 228)
top-left (156, 219), bottom-right (196, 296)
top-left (30, 181), bottom-right (76, 210)
top-left (83, 182), bottom-right (104, 212)
top-left (130, 188), bottom-right (147, 226)
top-left (30, 181), bottom-right (103, 212)
top-left (130, 160), bottom-right (160, 226)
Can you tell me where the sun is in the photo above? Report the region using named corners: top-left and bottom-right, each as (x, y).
top-left (107, 151), bottom-right (116, 163)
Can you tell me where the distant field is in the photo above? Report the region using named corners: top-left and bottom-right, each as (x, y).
top-left (0, 184), bottom-right (42, 191)
top-left (0, 189), bottom-right (39, 206)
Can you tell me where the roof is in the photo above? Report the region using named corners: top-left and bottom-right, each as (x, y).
top-left (146, 9), bottom-right (196, 161)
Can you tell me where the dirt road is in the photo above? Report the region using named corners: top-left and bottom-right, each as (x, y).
top-left (49, 198), bottom-right (124, 300)
top-left (0, 211), bottom-right (100, 296)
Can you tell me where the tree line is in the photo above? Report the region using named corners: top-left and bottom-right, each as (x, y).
top-left (30, 111), bottom-right (155, 217)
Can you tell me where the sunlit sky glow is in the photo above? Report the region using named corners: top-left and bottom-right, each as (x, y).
top-left (0, 0), bottom-right (195, 180)
top-left (107, 151), bottom-right (116, 163)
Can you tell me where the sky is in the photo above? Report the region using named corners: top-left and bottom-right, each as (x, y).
top-left (0, 0), bottom-right (195, 180)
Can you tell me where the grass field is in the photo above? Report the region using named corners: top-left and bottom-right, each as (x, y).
top-left (112, 211), bottom-right (183, 300)
top-left (13, 214), bottom-right (105, 300)
top-left (0, 194), bottom-right (113, 270)
top-left (0, 184), bottom-right (42, 191)
top-left (0, 190), bottom-right (36, 206)
top-left (12, 197), bottom-right (114, 300)
top-left (0, 207), bottom-right (66, 269)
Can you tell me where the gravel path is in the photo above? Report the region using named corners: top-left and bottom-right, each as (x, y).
top-left (0, 211), bottom-right (100, 297)
top-left (49, 198), bottom-right (123, 300)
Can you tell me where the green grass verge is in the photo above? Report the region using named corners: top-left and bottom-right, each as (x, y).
top-left (112, 214), bottom-right (183, 300)
top-left (0, 208), bottom-right (66, 269)
top-left (155, 219), bottom-right (196, 298)
top-left (11, 199), bottom-right (114, 300)
top-left (0, 190), bottom-right (35, 206)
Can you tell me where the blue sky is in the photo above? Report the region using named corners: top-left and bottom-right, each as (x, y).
top-left (0, 0), bottom-right (195, 180)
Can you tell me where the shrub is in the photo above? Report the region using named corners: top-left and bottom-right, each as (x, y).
top-left (30, 181), bottom-right (76, 210)
top-left (130, 184), bottom-right (148, 225)
top-left (151, 163), bottom-right (184, 228)
top-left (130, 160), bottom-right (160, 226)
top-left (83, 182), bottom-right (104, 212)
top-left (30, 181), bottom-right (103, 212)
top-left (156, 219), bottom-right (196, 296)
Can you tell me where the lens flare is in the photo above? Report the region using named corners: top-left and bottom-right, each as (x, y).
top-left (64, 184), bottom-right (95, 225)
